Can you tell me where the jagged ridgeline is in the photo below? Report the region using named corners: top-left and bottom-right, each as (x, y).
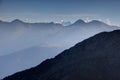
top-left (3, 30), bottom-right (120, 80)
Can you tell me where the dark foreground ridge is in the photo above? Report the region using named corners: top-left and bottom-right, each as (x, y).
top-left (3, 30), bottom-right (120, 80)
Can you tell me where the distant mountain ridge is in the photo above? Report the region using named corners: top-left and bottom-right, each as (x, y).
top-left (72, 19), bottom-right (86, 25)
top-left (0, 19), bottom-right (116, 27)
top-left (11, 19), bottom-right (24, 23)
top-left (3, 30), bottom-right (120, 80)
top-left (1, 19), bottom-right (62, 25)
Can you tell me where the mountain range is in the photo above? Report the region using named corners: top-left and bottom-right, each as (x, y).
top-left (0, 19), bottom-right (120, 78)
top-left (3, 30), bottom-right (120, 80)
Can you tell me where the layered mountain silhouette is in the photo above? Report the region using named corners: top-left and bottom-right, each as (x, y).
top-left (3, 30), bottom-right (120, 80)
top-left (11, 19), bottom-right (24, 23)
top-left (72, 19), bottom-right (86, 25)
top-left (0, 19), bottom-right (120, 78)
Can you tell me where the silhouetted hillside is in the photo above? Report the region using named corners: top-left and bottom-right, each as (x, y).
top-left (3, 30), bottom-right (120, 80)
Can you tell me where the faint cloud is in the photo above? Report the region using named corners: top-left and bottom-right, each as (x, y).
top-left (98, 19), bottom-right (102, 21)
top-left (25, 18), bottom-right (32, 23)
top-left (53, 14), bottom-right (98, 17)
top-left (0, 17), bottom-right (2, 20)
top-left (0, 16), bottom-right (5, 20)
top-left (106, 18), bottom-right (112, 25)
top-left (0, 13), bottom-right (41, 16)
top-left (84, 17), bottom-right (91, 22)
